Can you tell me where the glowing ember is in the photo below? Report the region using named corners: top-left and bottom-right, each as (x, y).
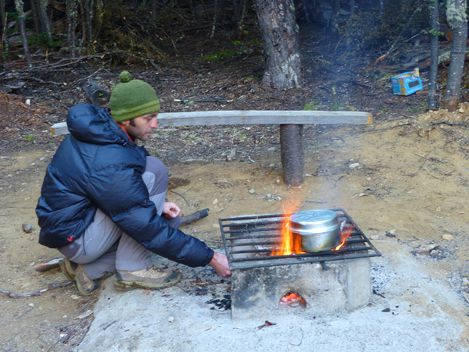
top-left (271, 216), bottom-right (304, 256)
top-left (280, 291), bottom-right (307, 307)
top-left (334, 224), bottom-right (354, 251)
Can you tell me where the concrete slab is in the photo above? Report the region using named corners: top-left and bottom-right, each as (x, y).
top-left (76, 241), bottom-right (468, 352)
top-left (230, 258), bottom-right (370, 320)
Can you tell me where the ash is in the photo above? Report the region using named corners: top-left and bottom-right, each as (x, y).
top-left (150, 253), bottom-right (233, 311)
top-left (371, 263), bottom-right (397, 297)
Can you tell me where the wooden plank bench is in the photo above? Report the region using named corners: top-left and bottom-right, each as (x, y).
top-left (51, 110), bottom-right (372, 186)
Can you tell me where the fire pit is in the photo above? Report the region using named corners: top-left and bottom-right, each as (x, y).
top-left (219, 208), bottom-right (381, 319)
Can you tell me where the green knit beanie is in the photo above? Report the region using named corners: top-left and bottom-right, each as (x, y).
top-left (109, 71), bottom-right (160, 122)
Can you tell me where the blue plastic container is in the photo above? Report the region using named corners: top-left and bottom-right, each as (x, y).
top-left (391, 71), bottom-right (423, 96)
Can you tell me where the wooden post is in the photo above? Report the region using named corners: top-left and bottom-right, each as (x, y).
top-left (280, 124), bottom-right (304, 186)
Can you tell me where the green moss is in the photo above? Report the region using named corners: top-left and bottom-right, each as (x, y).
top-left (23, 134), bottom-right (35, 143)
top-left (304, 100), bottom-right (320, 110)
top-left (28, 33), bottom-right (62, 49)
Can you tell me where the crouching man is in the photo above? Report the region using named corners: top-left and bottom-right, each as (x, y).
top-left (36, 71), bottom-right (231, 295)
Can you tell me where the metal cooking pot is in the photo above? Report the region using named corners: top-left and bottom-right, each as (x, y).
top-left (290, 209), bottom-right (340, 253)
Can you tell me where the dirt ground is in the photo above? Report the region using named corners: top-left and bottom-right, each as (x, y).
top-left (0, 28), bottom-right (468, 350)
top-left (0, 104), bottom-right (468, 350)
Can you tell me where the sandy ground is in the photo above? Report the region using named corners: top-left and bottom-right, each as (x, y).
top-left (0, 109), bottom-right (468, 351)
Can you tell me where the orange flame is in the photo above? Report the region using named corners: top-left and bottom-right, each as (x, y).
top-left (334, 224), bottom-right (353, 251)
top-left (271, 215), bottom-right (304, 256)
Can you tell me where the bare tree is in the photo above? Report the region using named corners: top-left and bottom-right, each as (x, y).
top-left (0, 0), bottom-right (7, 63)
top-left (66, 0), bottom-right (79, 57)
top-left (30, 0), bottom-right (52, 40)
top-left (210, 0), bottom-right (220, 38)
top-left (233, 0), bottom-right (248, 36)
top-left (83, 0), bottom-right (95, 50)
top-left (428, 0), bottom-right (440, 110)
top-left (0, 0), bottom-right (5, 32)
top-left (443, 0), bottom-right (467, 111)
top-left (253, 0), bottom-right (303, 186)
top-left (14, 0), bottom-right (32, 67)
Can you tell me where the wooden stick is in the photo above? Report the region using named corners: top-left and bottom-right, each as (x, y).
top-left (0, 281), bottom-right (73, 299)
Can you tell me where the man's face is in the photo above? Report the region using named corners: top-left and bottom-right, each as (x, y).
top-left (122, 112), bottom-right (158, 141)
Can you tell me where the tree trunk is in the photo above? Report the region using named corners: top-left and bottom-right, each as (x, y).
top-left (443, 0), bottom-right (467, 111)
top-left (233, 0), bottom-right (247, 36)
top-left (428, 0), bottom-right (439, 110)
top-left (210, 0), bottom-right (219, 38)
top-left (0, 0), bottom-right (4, 31)
top-left (0, 0), bottom-right (7, 65)
top-left (254, 0), bottom-right (303, 186)
top-left (14, 0), bottom-right (32, 67)
top-left (94, 0), bottom-right (104, 40)
top-left (253, 0), bottom-right (301, 88)
top-left (30, 0), bottom-right (41, 33)
top-left (39, 0), bottom-right (52, 40)
top-left (66, 0), bottom-right (78, 57)
top-left (30, 0), bottom-right (52, 40)
top-left (84, 0), bottom-right (95, 51)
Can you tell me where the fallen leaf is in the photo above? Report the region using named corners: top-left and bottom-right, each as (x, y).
top-left (257, 320), bottom-right (276, 329)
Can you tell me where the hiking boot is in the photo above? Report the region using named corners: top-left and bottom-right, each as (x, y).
top-left (74, 265), bottom-right (99, 296)
top-left (59, 257), bottom-right (77, 281)
top-left (114, 267), bottom-right (181, 291)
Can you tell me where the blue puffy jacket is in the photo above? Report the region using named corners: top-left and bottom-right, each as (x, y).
top-left (36, 103), bottom-right (214, 267)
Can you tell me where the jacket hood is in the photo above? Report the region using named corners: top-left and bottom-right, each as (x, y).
top-left (67, 103), bottom-right (130, 145)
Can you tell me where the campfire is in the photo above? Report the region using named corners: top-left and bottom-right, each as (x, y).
top-left (271, 210), bottom-right (355, 256)
top-left (219, 208), bottom-right (381, 320)
top-left (219, 208), bottom-right (380, 270)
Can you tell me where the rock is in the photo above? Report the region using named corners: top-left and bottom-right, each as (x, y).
top-left (441, 234), bottom-right (453, 241)
top-left (248, 188), bottom-right (256, 194)
top-left (212, 198), bottom-right (218, 205)
top-left (349, 163), bottom-right (360, 169)
top-left (168, 316), bottom-right (175, 323)
top-left (463, 292), bottom-right (469, 304)
top-left (226, 148), bottom-right (236, 161)
top-left (22, 223), bottom-right (33, 233)
top-left (458, 102), bottom-right (469, 113)
top-left (77, 310), bottom-right (93, 319)
top-left (263, 194), bottom-right (282, 202)
top-left (412, 244), bottom-right (439, 255)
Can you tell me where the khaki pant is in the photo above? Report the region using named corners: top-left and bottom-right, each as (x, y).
top-left (58, 156), bottom-right (180, 279)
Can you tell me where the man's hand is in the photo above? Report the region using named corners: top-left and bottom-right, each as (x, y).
top-left (163, 202), bottom-right (181, 219)
top-left (209, 252), bottom-right (231, 277)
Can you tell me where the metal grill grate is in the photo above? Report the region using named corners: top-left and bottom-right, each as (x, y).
top-left (219, 208), bottom-right (381, 270)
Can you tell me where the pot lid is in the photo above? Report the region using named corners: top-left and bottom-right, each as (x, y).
top-left (290, 209), bottom-right (337, 228)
